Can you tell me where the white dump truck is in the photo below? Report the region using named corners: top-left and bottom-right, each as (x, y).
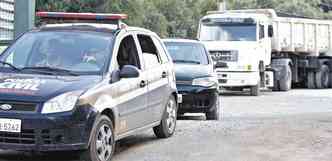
top-left (198, 9), bottom-right (332, 95)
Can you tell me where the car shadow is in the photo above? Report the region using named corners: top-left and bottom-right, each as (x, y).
top-left (0, 134), bottom-right (161, 161)
top-left (114, 134), bottom-right (158, 154)
top-left (0, 150), bottom-right (80, 161)
top-left (177, 114), bottom-right (206, 121)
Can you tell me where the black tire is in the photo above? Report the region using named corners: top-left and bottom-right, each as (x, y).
top-left (307, 71), bottom-right (316, 89)
top-left (250, 80), bottom-right (260, 96)
top-left (80, 115), bottom-right (115, 161)
top-left (153, 96), bottom-right (177, 138)
top-left (329, 72), bottom-right (332, 88)
top-left (279, 65), bottom-right (292, 91)
top-left (315, 65), bottom-right (330, 89)
top-left (206, 96), bottom-right (221, 121)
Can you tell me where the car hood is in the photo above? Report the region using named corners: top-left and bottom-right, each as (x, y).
top-left (0, 73), bottom-right (102, 102)
top-left (174, 64), bottom-right (212, 81)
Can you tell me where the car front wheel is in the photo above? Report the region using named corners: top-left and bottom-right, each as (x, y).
top-left (80, 115), bottom-right (115, 161)
top-left (206, 95), bottom-right (221, 120)
top-left (153, 95), bottom-right (177, 138)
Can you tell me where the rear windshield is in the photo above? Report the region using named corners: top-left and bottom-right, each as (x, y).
top-left (0, 31), bottom-right (113, 75)
top-left (164, 42), bottom-right (209, 65)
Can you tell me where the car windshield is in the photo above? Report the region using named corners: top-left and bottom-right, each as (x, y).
top-left (0, 31), bottom-right (113, 75)
top-left (200, 22), bottom-right (257, 41)
top-left (164, 42), bottom-right (209, 65)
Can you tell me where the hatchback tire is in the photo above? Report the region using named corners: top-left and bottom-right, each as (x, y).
top-left (153, 96), bottom-right (177, 138)
top-left (206, 95), bottom-right (220, 120)
top-left (80, 115), bottom-right (115, 161)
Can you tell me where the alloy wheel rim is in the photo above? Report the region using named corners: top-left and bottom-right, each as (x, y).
top-left (96, 124), bottom-right (113, 161)
top-left (166, 99), bottom-right (176, 133)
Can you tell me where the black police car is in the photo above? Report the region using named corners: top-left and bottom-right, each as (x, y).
top-left (164, 39), bottom-right (220, 120)
top-left (0, 12), bottom-right (179, 161)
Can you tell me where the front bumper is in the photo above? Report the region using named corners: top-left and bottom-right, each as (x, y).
top-left (177, 84), bottom-right (218, 113)
top-left (216, 71), bottom-right (259, 87)
top-left (0, 105), bottom-right (97, 152)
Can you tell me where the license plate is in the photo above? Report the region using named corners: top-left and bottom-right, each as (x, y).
top-left (0, 118), bottom-right (21, 133)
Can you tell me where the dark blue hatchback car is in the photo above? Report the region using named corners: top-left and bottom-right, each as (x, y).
top-left (164, 39), bottom-right (220, 120)
top-left (0, 12), bottom-right (179, 161)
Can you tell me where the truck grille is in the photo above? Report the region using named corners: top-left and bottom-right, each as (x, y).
top-left (210, 50), bottom-right (238, 62)
top-left (0, 101), bottom-right (38, 113)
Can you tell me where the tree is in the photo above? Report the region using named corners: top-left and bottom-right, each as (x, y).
top-left (36, 0), bottom-right (332, 38)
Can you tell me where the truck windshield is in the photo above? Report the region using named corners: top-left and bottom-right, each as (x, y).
top-left (0, 31), bottom-right (113, 75)
top-left (200, 23), bottom-right (257, 41)
top-left (164, 42), bottom-right (209, 65)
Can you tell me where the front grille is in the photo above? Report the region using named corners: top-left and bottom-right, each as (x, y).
top-left (0, 101), bottom-right (37, 113)
top-left (176, 80), bottom-right (192, 85)
top-left (219, 79), bottom-right (227, 84)
top-left (0, 129), bottom-right (35, 144)
top-left (0, 129), bottom-right (62, 145)
top-left (180, 92), bottom-right (216, 109)
top-left (41, 129), bottom-right (52, 144)
top-left (210, 50), bottom-right (238, 62)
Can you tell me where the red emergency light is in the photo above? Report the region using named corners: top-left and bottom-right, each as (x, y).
top-left (36, 12), bottom-right (128, 21)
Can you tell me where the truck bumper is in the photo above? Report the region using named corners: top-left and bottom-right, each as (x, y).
top-left (217, 71), bottom-right (259, 87)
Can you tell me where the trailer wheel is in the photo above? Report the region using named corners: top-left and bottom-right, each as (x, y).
top-left (279, 65), bottom-right (292, 91)
top-left (307, 72), bottom-right (316, 89)
top-left (315, 64), bottom-right (330, 89)
top-left (329, 72), bottom-right (332, 88)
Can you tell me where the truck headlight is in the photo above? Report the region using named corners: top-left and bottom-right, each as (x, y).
top-left (192, 77), bottom-right (218, 87)
top-left (42, 91), bottom-right (81, 114)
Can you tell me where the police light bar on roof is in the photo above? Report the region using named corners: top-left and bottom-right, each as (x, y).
top-left (36, 12), bottom-right (128, 21)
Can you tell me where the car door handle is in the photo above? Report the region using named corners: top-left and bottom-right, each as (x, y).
top-left (140, 80), bottom-right (147, 88)
top-left (161, 72), bottom-right (168, 78)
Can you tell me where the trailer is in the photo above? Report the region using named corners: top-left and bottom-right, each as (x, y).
top-left (198, 9), bottom-right (332, 95)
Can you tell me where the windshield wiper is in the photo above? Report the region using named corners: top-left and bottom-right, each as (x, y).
top-left (21, 66), bottom-right (79, 76)
top-left (0, 61), bottom-right (21, 71)
top-left (174, 60), bottom-right (201, 64)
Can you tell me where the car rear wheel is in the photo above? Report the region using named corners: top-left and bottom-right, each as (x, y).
top-left (80, 115), bottom-right (115, 161)
top-left (153, 96), bottom-right (177, 138)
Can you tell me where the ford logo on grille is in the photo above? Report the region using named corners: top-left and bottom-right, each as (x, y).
top-left (0, 104), bottom-right (12, 111)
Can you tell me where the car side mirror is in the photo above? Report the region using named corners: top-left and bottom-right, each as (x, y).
top-left (268, 25), bottom-right (274, 37)
top-left (119, 65), bottom-right (140, 78)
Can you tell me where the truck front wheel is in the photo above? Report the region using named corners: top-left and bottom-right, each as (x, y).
top-left (279, 65), bottom-right (292, 91)
top-left (250, 81), bottom-right (260, 96)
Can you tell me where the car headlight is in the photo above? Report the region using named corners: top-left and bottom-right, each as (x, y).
top-left (42, 91), bottom-right (81, 114)
top-left (192, 77), bottom-right (218, 87)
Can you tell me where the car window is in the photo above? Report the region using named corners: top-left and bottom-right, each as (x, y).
top-left (116, 35), bottom-right (141, 69)
top-left (0, 31), bottom-right (113, 75)
top-left (152, 36), bottom-right (169, 64)
top-left (164, 42), bottom-right (209, 65)
top-left (137, 34), bottom-right (162, 69)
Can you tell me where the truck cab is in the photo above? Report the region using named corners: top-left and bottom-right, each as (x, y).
top-left (199, 11), bottom-right (274, 95)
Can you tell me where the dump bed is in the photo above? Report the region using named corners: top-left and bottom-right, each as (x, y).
top-left (273, 15), bottom-right (332, 56)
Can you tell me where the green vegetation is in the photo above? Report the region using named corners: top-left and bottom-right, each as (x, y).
top-left (0, 46), bottom-right (6, 51)
top-left (36, 0), bottom-right (332, 38)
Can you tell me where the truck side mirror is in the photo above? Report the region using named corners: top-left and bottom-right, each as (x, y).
top-left (268, 25), bottom-right (274, 37)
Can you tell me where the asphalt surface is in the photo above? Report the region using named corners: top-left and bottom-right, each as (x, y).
top-left (0, 89), bottom-right (332, 161)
